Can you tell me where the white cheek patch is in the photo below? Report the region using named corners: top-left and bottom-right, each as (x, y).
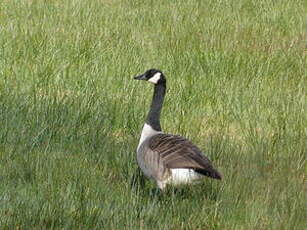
top-left (148, 72), bottom-right (161, 84)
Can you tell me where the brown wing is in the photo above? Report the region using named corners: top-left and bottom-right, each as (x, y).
top-left (148, 134), bottom-right (222, 180)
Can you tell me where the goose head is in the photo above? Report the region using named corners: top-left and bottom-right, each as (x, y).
top-left (134, 69), bottom-right (166, 84)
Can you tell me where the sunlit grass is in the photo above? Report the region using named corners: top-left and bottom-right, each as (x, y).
top-left (0, 0), bottom-right (306, 229)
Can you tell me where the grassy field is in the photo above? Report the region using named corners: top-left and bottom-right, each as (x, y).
top-left (0, 0), bottom-right (306, 229)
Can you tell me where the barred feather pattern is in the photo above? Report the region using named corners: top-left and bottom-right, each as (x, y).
top-left (136, 133), bottom-right (222, 186)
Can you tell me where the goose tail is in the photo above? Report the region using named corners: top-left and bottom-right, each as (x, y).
top-left (195, 167), bottom-right (222, 180)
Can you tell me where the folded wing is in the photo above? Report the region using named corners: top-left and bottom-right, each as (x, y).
top-left (148, 134), bottom-right (222, 180)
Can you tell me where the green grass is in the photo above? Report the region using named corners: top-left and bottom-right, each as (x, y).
top-left (0, 0), bottom-right (306, 229)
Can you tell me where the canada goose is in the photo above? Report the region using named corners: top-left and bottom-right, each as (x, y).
top-left (134, 69), bottom-right (222, 190)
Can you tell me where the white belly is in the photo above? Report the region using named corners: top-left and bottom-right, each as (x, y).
top-left (168, 168), bottom-right (203, 185)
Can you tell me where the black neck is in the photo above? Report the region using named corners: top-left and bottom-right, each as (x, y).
top-left (146, 82), bottom-right (166, 131)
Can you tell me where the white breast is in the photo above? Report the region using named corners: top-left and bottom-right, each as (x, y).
top-left (137, 123), bottom-right (161, 151)
top-left (169, 168), bottom-right (203, 185)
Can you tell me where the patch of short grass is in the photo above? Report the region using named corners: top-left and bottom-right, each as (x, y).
top-left (0, 0), bottom-right (306, 229)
